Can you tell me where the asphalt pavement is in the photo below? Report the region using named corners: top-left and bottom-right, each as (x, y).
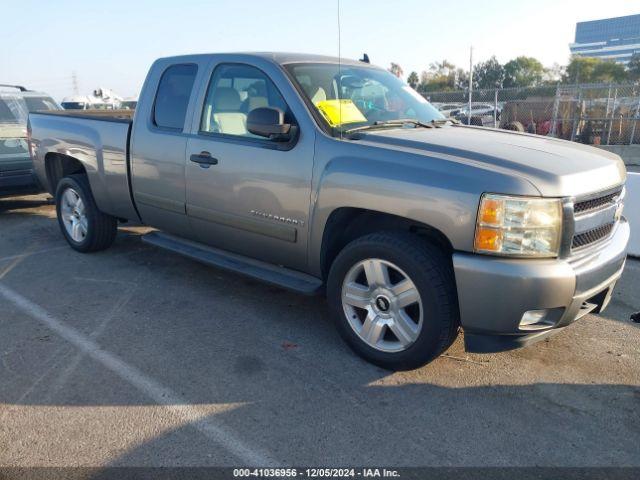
top-left (1, 193), bottom-right (639, 467)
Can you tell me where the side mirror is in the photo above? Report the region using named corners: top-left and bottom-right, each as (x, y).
top-left (247, 107), bottom-right (291, 140)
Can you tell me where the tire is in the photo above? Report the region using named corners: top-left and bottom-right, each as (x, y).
top-left (503, 121), bottom-right (525, 132)
top-left (55, 174), bottom-right (117, 252)
top-left (327, 232), bottom-right (459, 370)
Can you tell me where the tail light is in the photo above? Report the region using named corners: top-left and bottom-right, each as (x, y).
top-left (27, 121), bottom-right (35, 158)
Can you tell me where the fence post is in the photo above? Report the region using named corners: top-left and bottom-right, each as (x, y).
top-left (630, 93), bottom-right (640, 145)
top-left (494, 89), bottom-right (498, 128)
top-left (603, 83), bottom-right (612, 145)
top-left (606, 86), bottom-right (618, 145)
top-left (550, 84), bottom-right (560, 137)
top-left (570, 86), bottom-right (582, 142)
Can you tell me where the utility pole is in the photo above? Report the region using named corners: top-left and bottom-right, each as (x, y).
top-left (72, 71), bottom-right (79, 95)
top-left (468, 46), bottom-right (473, 126)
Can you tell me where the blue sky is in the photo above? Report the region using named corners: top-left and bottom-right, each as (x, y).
top-left (1, 0), bottom-right (638, 100)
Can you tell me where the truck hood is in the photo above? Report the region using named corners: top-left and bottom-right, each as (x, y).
top-left (357, 125), bottom-right (626, 197)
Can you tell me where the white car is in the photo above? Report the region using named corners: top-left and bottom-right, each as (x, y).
top-left (434, 103), bottom-right (463, 118)
top-left (456, 103), bottom-right (502, 127)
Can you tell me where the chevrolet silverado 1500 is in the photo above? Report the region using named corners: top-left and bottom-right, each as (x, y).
top-left (28, 53), bottom-right (629, 370)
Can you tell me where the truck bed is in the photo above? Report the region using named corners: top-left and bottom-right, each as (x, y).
top-left (29, 111), bottom-right (138, 221)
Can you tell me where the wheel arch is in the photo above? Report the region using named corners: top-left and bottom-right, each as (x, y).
top-left (318, 207), bottom-right (454, 280)
top-left (44, 152), bottom-right (87, 195)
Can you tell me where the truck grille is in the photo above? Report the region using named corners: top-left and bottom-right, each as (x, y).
top-left (571, 187), bottom-right (623, 253)
top-left (574, 191), bottom-right (620, 215)
top-left (572, 223), bottom-right (615, 249)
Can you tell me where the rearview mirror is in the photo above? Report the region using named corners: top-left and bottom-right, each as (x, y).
top-left (247, 107), bottom-right (291, 140)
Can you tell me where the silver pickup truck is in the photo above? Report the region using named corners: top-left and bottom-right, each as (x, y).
top-left (28, 53), bottom-right (629, 370)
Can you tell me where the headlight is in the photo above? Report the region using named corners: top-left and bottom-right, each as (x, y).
top-left (474, 194), bottom-right (562, 257)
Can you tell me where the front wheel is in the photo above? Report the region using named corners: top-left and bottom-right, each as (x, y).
top-left (327, 232), bottom-right (459, 370)
top-left (55, 175), bottom-right (117, 252)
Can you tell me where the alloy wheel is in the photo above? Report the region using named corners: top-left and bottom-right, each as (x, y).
top-left (341, 258), bottom-right (423, 353)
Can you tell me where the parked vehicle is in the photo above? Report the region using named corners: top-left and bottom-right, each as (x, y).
top-left (1, 85), bottom-right (60, 194)
top-left (28, 53), bottom-right (629, 370)
top-left (434, 103), bottom-right (462, 118)
top-left (61, 95), bottom-right (112, 110)
top-left (456, 102), bottom-right (501, 126)
top-left (120, 97), bottom-right (138, 110)
top-left (457, 102), bottom-right (501, 118)
top-left (92, 87), bottom-right (123, 109)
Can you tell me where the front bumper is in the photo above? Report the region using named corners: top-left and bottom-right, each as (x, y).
top-left (453, 218), bottom-right (630, 353)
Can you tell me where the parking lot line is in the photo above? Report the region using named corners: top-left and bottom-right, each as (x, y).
top-left (0, 246), bottom-right (69, 263)
top-left (45, 286), bottom-right (140, 401)
top-left (0, 282), bottom-right (277, 467)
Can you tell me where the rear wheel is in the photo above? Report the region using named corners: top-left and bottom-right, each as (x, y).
top-left (327, 232), bottom-right (459, 370)
top-left (55, 175), bottom-right (117, 252)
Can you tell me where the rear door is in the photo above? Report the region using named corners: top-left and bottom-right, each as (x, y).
top-left (184, 61), bottom-right (315, 271)
top-left (130, 59), bottom-right (205, 236)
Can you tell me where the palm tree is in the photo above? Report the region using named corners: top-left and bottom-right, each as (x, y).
top-left (407, 71), bottom-right (419, 88)
top-left (388, 63), bottom-right (404, 78)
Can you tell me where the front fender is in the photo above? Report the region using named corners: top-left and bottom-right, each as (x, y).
top-left (307, 135), bottom-right (540, 276)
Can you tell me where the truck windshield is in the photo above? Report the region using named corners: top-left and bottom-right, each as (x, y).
top-left (284, 63), bottom-right (444, 135)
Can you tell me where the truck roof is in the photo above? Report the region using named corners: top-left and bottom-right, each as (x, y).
top-left (156, 52), bottom-right (379, 69)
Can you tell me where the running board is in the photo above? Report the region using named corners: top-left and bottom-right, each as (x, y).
top-left (141, 231), bottom-right (323, 295)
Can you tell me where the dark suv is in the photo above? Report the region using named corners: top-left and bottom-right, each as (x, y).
top-left (1, 85), bottom-right (60, 195)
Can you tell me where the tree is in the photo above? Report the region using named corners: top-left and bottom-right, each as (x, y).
top-left (388, 63), bottom-right (404, 78)
top-left (473, 56), bottom-right (505, 89)
top-left (563, 56), bottom-right (627, 84)
top-left (626, 54), bottom-right (640, 82)
top-left (416, 59), bottom-right (464, 92)
top-left (563, 56), bottom-right (599, 83)
top-left (592, 60), bottom-right (628, 83)
top-left (542, 63), bottom-right (565, 84)
top-left (430, 60), bottom-right (456, 77)
top-left (503, 56), bottom-right (546, 88)
top-left (407, 71), bottom-right (419, 89)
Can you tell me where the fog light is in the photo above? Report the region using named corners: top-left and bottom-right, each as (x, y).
top-left (520, 310), bottom-right (548, 326)
top-left (519, 308), bottom-right (564, 331)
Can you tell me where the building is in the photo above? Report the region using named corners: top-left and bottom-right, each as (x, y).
top-left (569, 14), bottom-right (640, 64)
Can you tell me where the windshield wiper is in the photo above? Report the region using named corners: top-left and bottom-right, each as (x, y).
top-left (431, 118), bottom-right (459, 127)
top-left (344, 119), bottom-right (433, 135)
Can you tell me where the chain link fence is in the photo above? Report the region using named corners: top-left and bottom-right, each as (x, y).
top-left (423, 83), bottom-right (640, 145)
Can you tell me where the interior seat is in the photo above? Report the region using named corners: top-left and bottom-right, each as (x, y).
top-left (244, 95), bottom-right (268, 113)
top-left (301, 83), bottom-right (327, 104)
top-left (310, 87), bottom-right (327, 104)
top-left (210, 87), bottom-right (247, 135)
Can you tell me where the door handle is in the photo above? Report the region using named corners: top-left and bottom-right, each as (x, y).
top-left (190, 151), bottom-right (219, 166)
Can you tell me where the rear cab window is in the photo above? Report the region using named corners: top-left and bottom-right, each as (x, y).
top-left (153, 64), bottom-right (198, 131)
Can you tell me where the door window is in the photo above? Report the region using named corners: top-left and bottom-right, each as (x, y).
top-left (153, 64), bottom-right (198, 131)
top-left (200, 64), bottom-right (293, 139)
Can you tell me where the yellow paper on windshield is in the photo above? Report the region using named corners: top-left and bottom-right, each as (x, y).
top-left (315, 99), bottom-right (366, 127)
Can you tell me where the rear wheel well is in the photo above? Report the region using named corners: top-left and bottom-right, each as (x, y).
top-left (320, 208), bottom-right (453, 279)
top-left (44, 153), bottom-right (87, 194)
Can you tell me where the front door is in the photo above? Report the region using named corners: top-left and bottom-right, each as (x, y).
top-left (185, 63), bottom-right (314, 271)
